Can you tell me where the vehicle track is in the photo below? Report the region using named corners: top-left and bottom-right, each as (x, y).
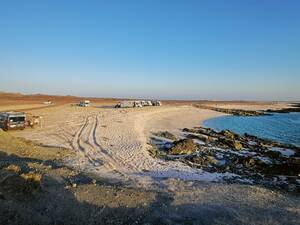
top-left (70, 113), bottom-right (130, 178)
top-left (92, 114), bottom-right (137, 172)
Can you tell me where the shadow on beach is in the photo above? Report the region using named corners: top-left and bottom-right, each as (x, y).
top-left (1, 151), bottom-right (299, 225)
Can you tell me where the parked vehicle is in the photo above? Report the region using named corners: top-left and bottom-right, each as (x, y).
top-left (43, 100), bottom-right (52, 105)
top-left (0, 112), bottom-right (26, 131)
top-left (115, 101), bottom-right (143, 108)
top-left (141, 100), bottom-right (152, 106)
top-left (79, 100), bottom-right (90, 107)
top-left (151, 100), bottom-right (162, 106)
top-left (133, 101), bottom-right (143, 108)
top-left (115, 101), bottom-right (133, 108)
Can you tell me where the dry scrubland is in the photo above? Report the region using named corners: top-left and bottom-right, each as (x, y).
top-left (0, 92), bottom-right (299, 225)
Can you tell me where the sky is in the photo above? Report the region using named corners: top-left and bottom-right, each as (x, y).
top-left (0, 0), bottom-right (299, 101)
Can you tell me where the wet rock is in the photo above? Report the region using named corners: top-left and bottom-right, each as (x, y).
top-left (169, 139), bottom-right (197, 155)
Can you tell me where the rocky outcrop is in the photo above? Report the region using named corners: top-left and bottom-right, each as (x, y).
top-left (153, 131), bottom-right (178, 140)
top-left (194, 105), bottom-right (267, 116)
top-left (151, 127), bottom-right (300, 192)
top-left (169, 139), bottom-right (197, 155)
top-left (265, 103), bottom-right (300, 113)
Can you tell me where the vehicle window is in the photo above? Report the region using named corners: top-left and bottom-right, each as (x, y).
top-left (9, 116), bottom-right (25, 122)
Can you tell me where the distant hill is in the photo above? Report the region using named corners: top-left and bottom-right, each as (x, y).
top-left (0, 91), bottom-right (119, 106)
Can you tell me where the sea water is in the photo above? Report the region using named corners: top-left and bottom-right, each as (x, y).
top-left (203, 112), bottom-right (300, 147)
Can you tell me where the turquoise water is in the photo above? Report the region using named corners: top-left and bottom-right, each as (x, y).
top-left (203, 112), bottom-right (300, 147)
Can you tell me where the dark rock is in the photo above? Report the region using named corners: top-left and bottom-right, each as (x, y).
top-left (242, 157), bottom-right (256, 168)
top-left (219, 130), bottom-right (237, 139)
top-left (265, 150), bottom-right (282, 159)
top-left (169, 139), bottom-right (197, 155)
top-left (219, 138), bottom-right (243, 150)
top-left (195, 105), bottom-right (267, 116)
top-left (153, 131), bottom-right (177, 141)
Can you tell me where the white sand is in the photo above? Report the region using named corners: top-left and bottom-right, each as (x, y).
top-left (13, 103), bottom-right (288, 185)
top-left (10, 103), bottom-right (300, 223)
top-left (14, 105), bottom-right (227, 183)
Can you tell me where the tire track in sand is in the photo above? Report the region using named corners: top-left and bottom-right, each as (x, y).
top-left (71, 114), bottom-right (100, 165)
top-left (71, 113), bottom-right (129, 178)
top-left (91, 114), bottom-right (136, 173)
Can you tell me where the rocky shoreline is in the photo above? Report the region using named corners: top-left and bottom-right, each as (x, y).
top-left (265, 103), bottom-right (300, 113)
top-left (150, 128), bottom-right (300, 193)
top-left (194, 105), bottom-right (268, 116)
top-left (195, 103), bottom-right (300, 117)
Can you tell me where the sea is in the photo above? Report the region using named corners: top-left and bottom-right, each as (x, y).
top-left (203, 112), bottom-right (300, 147)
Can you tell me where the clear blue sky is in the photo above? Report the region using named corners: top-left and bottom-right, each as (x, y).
top-left (0, 0), bottom-right (299, 100)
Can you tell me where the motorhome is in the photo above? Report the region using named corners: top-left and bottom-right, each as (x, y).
top-left (141, 100), bottom-right (153, 106)
top-left (0, 112), bottom-right (26, 131)
top-left (151, 100), bottom-right (162, 106)
top-left (115, 101), bottom-right (143, 108)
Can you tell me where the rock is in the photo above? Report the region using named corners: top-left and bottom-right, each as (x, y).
top-left (220, 130), bottom-right (236, 139)
top-left (148, 145), bottom-right (166, 158)
top-left (196, 105), bottom-right (266, 116)
top-left (206, 156), bottom-right (218, 165)
top-left (0, 192), bottom-right (4, 200)
top-left (242, 158), bottom-right (256, 168)
top-left (262, 160), bottom-right (300, 176)
top-left (186, 133), bottom-right (215, 144)
top-left (265, 150), bottom-right (282, 159)
top-left (154, 131), bottom-right (177, 141)
top-left (220, 138), bottom-right (243, 150)
top-left (169, 139), bottom-right (197, 155)
top-left (190, 156), bottom-right (206, 165)
top-left (4, 164), bottom-right (21, 173)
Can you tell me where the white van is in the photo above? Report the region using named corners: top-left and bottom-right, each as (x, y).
top-left (79, 100), bottom-right (90, 107)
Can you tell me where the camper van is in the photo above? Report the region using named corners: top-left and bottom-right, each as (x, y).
top-left (151, 100), bottom-right (162, 106)
top-left (79, 100), bottom-right (90, 107)
top-left (0, 112), bottom-right (26, 131)
top-left (141, 101), bottom-right (152, 106)
top-left (115, 101), bottom-right (143, 108)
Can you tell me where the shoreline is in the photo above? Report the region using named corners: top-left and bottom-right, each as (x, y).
top-left (9, 102), bottom-right (293, 184)
top-left (1, 101), bottom-right (299, 224)
top-left (202, 111), bottom-right (300, 148)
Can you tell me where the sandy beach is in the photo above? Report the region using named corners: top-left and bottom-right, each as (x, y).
top-left (1, 99), bottom-right (299, 224)
top-left (10, 102), bottom-right (290, 186)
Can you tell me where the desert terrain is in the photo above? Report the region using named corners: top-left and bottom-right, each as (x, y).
top-left (0, 92), bottom-right (299, 225)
